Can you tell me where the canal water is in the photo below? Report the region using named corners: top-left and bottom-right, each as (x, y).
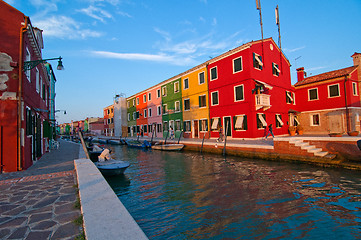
top-left (105, 145), bottom-right (361, 239)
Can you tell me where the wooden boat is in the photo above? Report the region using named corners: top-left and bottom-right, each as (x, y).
top-left (95, 160), bottom-right (130, 176)
top-left (108, 139), bottom-right (121, 145)
top-left (151, 143), bottom-right (184, 151)
top-left (126, 140), bottom-right (151, 148)
top-left (89, 150), bottom-right (103, 162)
top-left (357, 140), bottom-right (361, 151)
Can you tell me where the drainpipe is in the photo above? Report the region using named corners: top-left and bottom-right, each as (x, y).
top-left (206, 63), bottom-right (211, 140)
top-left (17, 16), bottom-right (28, 171)
top-left (344, 76), bottom-right (350, 133)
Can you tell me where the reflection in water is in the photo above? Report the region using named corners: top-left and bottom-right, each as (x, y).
top-left (106, 146), bottom-right (361, 239)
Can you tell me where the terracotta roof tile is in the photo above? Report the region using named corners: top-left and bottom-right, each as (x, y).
top-left (294, 66), bottom-right (358, 87)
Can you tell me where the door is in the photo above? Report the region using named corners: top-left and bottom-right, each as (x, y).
top-left (193, 120), bottom-right (199, 138)
top-left (224, 117), bottom-right (232, 137)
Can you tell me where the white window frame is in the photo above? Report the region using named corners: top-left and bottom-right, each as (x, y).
top-left (310, 113), bottom-right (320, 126)
top-left (127, 101), bottom-right (130, 108)
top-left (183, 78), bottom-right (189, 90)
top-left (174, 82), bottom-right (179, 93)
top-left (233, 56), bottom-right (243, 73)
top-left (143, 94), bottom-right (146, 103)
top-left (253, 52), bottom-right (263, 70)
top-left (308, 88), bottom-right (318, 101)
top-left (36, 68), bottom-right (40, 93)
top-left (133, 99), bottom-right (135, 106)
top-left (148, 108), bottom-right (152, 117)
top-left (211, 117), bottom-right (220, 131)
top-left (210, 66), bottom-right (218, 81)
top-left (157, 105), bottom-right (161, 116)
top-left (148, 92), bottom-right (151, 101)
top-left (234, 84), bottom-right (244, 102)
top-left (211, 91), bottom-right (219, 106)
top-left (275, 114), bottom-right (284, 128)
top-left (157, 89), bottom-right (161, 98)
top-left (162, 86), bottom-right (167, 97)
top-left (184, 98), bottom-right (190, 111)
top-left (144, 109), bottom-right (147, 118)
top-left (199, 94), bottom-right (206, 108)
top-left (353, 82), bottom-right (358, 96)
top-left (257, 113), bottom-right (267, 129)
top-left (25, 48), bottom-right (31, 81)
top-left (175, 101), bottom-right (180, 112)
top-left (328, 83), bottom-right (340, 98)
top-left (199, 118), bottom-right (208, 132)
top-left (136, 97), bottom-right (139, 105)
top-left (127, 113), bottom-right (130, 121)
top-left (272, 63), bottom-right (280, 76)
top-left (184, 120), bottom-right (191, 132)
top-left (163, 104), bottom-right (168, 114)
top-left (234, 115), bottom-right (246, 131)
top-left (199, 71), bottom-right (205, 85)
top-left (175, 120), bottom-right (181, 131)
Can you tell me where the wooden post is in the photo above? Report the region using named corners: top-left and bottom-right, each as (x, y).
top-left (78, 131), bottom-right (90, 159)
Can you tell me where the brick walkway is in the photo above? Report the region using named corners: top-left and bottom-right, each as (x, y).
top-left (0, 140), bottom-right (83, 240)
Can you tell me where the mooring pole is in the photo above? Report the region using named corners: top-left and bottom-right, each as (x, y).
top-left (177, 130), bottom-right (183, 144)
top-left (223, 121), bottom-right (229, 156)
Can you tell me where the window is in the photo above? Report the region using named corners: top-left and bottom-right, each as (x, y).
top-left (157, 89), bottom-right (161, 98)
top-left (127, 101), bottom-right (130, 108)
top-left (136, 125), bottom-right (140, 133)
top-left (175, 120), bottom-right (181, 131)
top-left (272, 63), bottom-right (280, 76)
top-left (286, 91), bottom-right (294, 104)
top-left (163, 104), bottom-right (168, 114)
top-left (148, 93), bottom-right (151, 101)
top-left (107, 109), bottom-right (110, 114)
top-left (36, 68), bottom-right (40, 93)
top-left (210, 66), bottom-right (218, 80)
top-left (157, 105), bottom-right (161, 115)
top-left (127, 113), bottom-right (130, 121)
top-left (136, 97), bottom-right (139, 105)
top-left (183, 78), bottom-right (189, 89)
top-left (184, 120), bottom-right (191, 132)
top-left (162, 86), bottom-right (167, 96)
top-left (353, 82), bottom-right (358, 96)
top-left (308, 88), bottom-right (318, 101)
top-left (144, 125), bottom-right (148, 133)
top-left (275, 114), bottom-right (284, 128)
top-left (199, 119), bottom-right (208, 132)
top-left (328, 84), bottom-right (340, 98)
top-left (144, 109), bottom-right (147, 118)
top-left (257, 113), bottom-right (267, 129)
top-left (157, 123), bottom-right (162, 133)
top-left (253, 53), bottom-right (263, 70)
top-left (143, 94), bottom-right (146, 103)
top-left (148, 108), bottom-right (152, 117)
top-left (136, 111), bottom-right (140, 119)
top-left (175, 101), bottom-right (180, 112)
top-left (199, 72), bottom-right (205, 84)
top-left (233, 115), bottom-right (247, 130)
top-left (184, 99), bottom-right (190, 111)
top-left (25, 48), bottom-right (31, 81)
top-left (211, 91), bottom-right (219, 105)
top-left (174, 82), bottom-right (179, 93)
top-left (311, 113), bottom-right (320, 126)
top-left (199, 95), bottom-right (206, 108)
top-left (211, 117), bottom-right (221, 131)
top-left (133, 112), bottom-right (136, 120)
top-left (234, 85), bottom-right (244, 102)
top-left (233, 57), bottom-right (243, 73)
top-left (148, 124), bottom-right (152, 133)
top-left (133, 99), bottom-right (135, 106)
top-left (163, 121), bottom-right (169, 131)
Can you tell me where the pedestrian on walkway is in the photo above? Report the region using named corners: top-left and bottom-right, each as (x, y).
top-left (98, 148), bottom-right (112, 162)
top-left (169, 126), bottom-right (175, 140)
top-left (217, 125), bottom-right (224, 142)
top-left (265, 124), bottom-right (275, 139)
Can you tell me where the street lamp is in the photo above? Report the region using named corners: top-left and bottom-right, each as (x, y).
top-left (24, 56), bottom-right (64, 71)
top-left (55, 110), bottom-right (67, 114)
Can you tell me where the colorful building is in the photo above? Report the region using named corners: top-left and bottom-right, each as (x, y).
top-left (0, 2), bottom-right (55, 172)
top-left (294, 53), bottom-right (361, 134)
top-left (146, 85), bottom-right (163, 138)
top-left (103, 104), bottom-right (114, 136)
top-left (127, 96), bottom-right (137, 137)
top-left (135, 91), bottom-right (148, 137)
top-left (181, 64), bottom-right (209, 139)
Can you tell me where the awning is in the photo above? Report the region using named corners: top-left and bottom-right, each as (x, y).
top-left (211, 118), bottom-right (219, 130)
top-left (258, 114), bottom-right (267, 127)
top-left (288, 109), bottom-right (300, 114)
top-left (286, 92), bottom-right (294, 102)
top-left (294, 117), bottom-right (300, 125)
top-left (254, 80), bottom-right (273, 90)
top-left (274, 64), bottom-right (280, 73)
top-left (235, 115), bottom-right (244, 129)
top-left (276, 115), bottom-right (284, 126)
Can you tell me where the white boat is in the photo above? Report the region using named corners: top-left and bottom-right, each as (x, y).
top-left (95, 160), bottom-right (130, 176)
top-left (151, 143), bottom-right (184, 151)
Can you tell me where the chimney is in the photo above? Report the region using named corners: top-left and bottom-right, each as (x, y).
top-left (352, 52), bottom-right (361, 81)
top-left (296, 67), bottom-right (305, 82)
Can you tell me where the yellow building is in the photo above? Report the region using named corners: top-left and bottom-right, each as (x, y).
top-left (181, 64), bottom-right (210, 138)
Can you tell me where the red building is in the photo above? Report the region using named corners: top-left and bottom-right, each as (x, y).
top-left (294, 53), bottom-right (361, 135)
top-left (136, 92), bottom-right (149, 137)
top-left (208, 38), bottom-right (294, 139)
top-left (103, 104), bottom-right (114, 136)
top-left (0, 2), bottom-right (52, 172)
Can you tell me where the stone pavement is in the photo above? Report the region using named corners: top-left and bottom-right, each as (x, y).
top-left (0, 139), bottom-right (83, 240)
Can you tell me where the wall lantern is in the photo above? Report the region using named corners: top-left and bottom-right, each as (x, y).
top-left (24, 56), bottom-right (64, 71)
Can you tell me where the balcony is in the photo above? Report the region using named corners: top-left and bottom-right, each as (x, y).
top-left (255, 94), bottom-right (271, 110)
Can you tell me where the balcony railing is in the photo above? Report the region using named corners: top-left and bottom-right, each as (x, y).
top-left (255, 94), bottom-right (271, 110)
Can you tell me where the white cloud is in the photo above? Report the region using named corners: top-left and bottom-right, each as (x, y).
top-left (284, 46), bottom-right (306, 53)
top-left (33, 16), bottom-right (103, 39)
top-left (78, 5), bottom-right (113, 22)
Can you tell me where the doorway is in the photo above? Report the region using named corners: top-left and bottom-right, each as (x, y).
top-left (223, 117), bottom-right (232, 137)
top-left (193, 120), bottom-right (199, 138)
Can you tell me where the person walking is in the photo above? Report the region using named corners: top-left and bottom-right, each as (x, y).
top-left (265, 124), bottom-right (275, 139)
top-left (217, 125), bottom-right (224, 142)
top-left (169, 126), bottom-right (175, 140)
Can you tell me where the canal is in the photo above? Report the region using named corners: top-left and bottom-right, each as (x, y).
top-left (105, 145), bottom-right (361, 239)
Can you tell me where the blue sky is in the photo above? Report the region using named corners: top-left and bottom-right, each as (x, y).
top-left (5, 0), bottom-right (361, 124)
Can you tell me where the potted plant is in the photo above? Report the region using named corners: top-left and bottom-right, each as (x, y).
top-left (296, 125), bottom-right (304, 135)
top-left (347, 130), bottom-right (359, 136)
top-left (288, 126), bottom-right (296, 136)
top-left (329, 132), bottom-right (343, 137)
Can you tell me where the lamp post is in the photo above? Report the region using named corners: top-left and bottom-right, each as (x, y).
top-left (23, 56), bottom-right (64, 71)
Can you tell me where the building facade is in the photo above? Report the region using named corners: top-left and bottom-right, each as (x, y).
top-left (103, 104), bottom-right (114, 136)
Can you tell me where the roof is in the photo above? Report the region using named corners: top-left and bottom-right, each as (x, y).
top-left (294, 66), bottom-right (358, 87)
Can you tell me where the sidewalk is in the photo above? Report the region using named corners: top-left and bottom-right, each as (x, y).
top-left (0, 139), bottom-right (83, 240)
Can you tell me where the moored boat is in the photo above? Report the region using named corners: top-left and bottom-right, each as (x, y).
top-left (151, 143), bottom-right (184, 151)
top-left (126, 140), bottom-right (151, 148)
top-left (95, 160), bottom-right (130, 176)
